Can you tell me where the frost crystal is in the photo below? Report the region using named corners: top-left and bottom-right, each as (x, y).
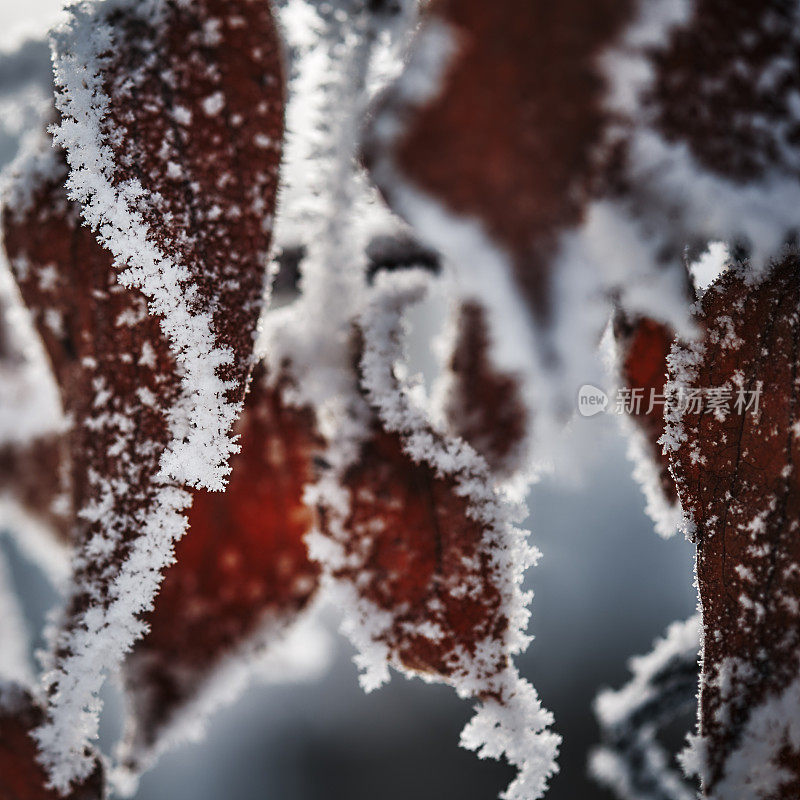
top-left (592, 615), bottom-right (700, 800)
top-left (667, 258), bottom-right (800, 796)
top-left (3, 0), bottom-right (284, 788)
top-left (51, 0), bottom-right (283, 490)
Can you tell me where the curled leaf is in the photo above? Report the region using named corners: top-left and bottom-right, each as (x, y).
top-left (3, 139), bottom-right (186, 791)
top-left (308, 272), bottom-right (559, 800)
top-left (2, 0), bottom-right (286, 787)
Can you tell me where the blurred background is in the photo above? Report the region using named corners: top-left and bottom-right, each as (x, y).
top-left (0, 2), bottom-right (697, 797)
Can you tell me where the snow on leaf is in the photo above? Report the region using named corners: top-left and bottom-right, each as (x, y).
top-left (117, 364), bottom-right (322, 786)
top-left (612, 312), bottom-right (683, 538)
top-left (603, 0), bottom-right (800, 280)
top-left (362, 0), bottom-right (695, 457)
top-left (308, 271), bottom-right (559, 800)
top-left (51, 0), bottom-right (284, 490)
top-left (365, 0), bottom-right (800, 463)
top-left (2, 137), bottom-right (190, 792)
top-left (648, 1), bottom-right (800, 185)
top-left (436, 300), bottom-right (529, 480)
top-left (364, 0), bottom-right (633, 318)
top-left (0, 682), bottom-right (104, 800)
top-left (666, 256), bottom-right (800, 798)
top-left (591, 614), bottom-right (700, 800)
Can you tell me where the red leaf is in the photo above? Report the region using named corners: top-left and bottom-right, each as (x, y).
top-left (121, 366), bottom-right (321, 768)
top-left (2, 140), bottom-right (184, 788)
top-left (612, 312), bottom-right (683, 537)
top-left (2, 148), bottom-right (181, 550)
top-left (364, 0), bottom-right (633, 318)
top-left (647, 0), bottom-right (800, 183)
top-left (440, 301), bottom-right (528, 478)
top-left (4, 138), bottom-right (319, 777)
top-left (310, 275), bottom-right (559, 800)
top-left (52, 0), bottom-right (284, 488)
top-left (330, 423), bottom-right (507, 679)
top-left (666, 256), bottom-right (800, 797)
top-left (4, 0), bottom-right (287, 785)
top-left (0, 683), bottom-right (103, 800)
top-left (615, 315), bottom-right (677, 501)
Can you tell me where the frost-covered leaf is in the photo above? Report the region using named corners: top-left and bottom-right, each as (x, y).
top-left (52, 0), bottom-right (284, 489)
top-left (0, 682), bottom-right (104, 800)
top-left (363, 0), bottom-right (695, 451)
top-left (364, 0), bottom-right (632, 315)
top-left (0, 0), bottom-right (288, 788)
top-left (118, 365), bottom-right (322, 781)
top-left (3, 138), bottom-right (188, 791)
top-left (665, 256), bottom-right (800, 798)
top-left (4, 130), bottom-right (319, 786)
top-left (646, 1), bottom-right (800, 189)
top-left (612, 312), bottom-right (683, 538)
top-left (308, 272), bottom-right (559, 800)
top-left (605, 0), bottom-right (800, 276)
top-left (438, 300), bottom-right (528, 479)
top-left (591, 615), bottom-right (700, 800)
top-left (267, 4), bottom-right (556, 794)
top-left (365, 0), bottom-right (800, 458)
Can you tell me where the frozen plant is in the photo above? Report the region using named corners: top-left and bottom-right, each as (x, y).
top-left (1, 1), bottom-right (800, 799)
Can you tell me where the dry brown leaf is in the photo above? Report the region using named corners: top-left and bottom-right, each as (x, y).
top-left (667, 256), bottom-right (800, 797)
